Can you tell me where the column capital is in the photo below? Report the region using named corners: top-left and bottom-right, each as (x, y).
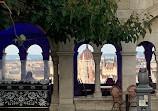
top-left (42, 52), bottom-right (49, 60)
top-left (93, 52), bottom-right (102, 60)
top-left (116, 51), bottom-right (121, 55)
top-left (50, 52), bottom-right (59, 65)
top-left (90, 43), bottom-right (102, 52)
top-left (154, 51), bottom-right (158, 56)
top-left (0, 50), bottom-right (5, 59)
top-left (50, 51), bottom-right (58, 57)
top-left (0, 53), bottom-right (6, 60)
top-left (57, 51), bottom-right (74, 56)
top-left (3, 53), bottom-right (6, 56)
top-left (154, 51), bottom-right (158, 62)
top-left (121, 51), bottom-right (136, 56)
top-left (92, 52), bottom-right (102, 57)
top-left (1, 52), bottom-right (6, 56)
top-left (19, 52), bottom-right (28, 60)
top-left (52, 57), bottom-right (59, 65)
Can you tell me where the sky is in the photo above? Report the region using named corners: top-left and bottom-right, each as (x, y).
top-left (5, 45), bottom-right (42, 55)
top-left (5, 44), bottom-right (145, 55)
top-left (78, 44), bottom-right (117, 54)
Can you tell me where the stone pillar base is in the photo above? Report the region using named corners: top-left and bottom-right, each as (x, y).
top-left (58, 104), bottom-right (75, 111)
top-left (49, 103), bottom-right (59, 111)
top-left (155, 90), bottom-right (158, 97)
top-left (121, 106), bottom-right (136, 111)
top-left (94, 91), bottom-right (102, 98)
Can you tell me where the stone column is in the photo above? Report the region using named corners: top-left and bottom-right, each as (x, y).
top-left (116, 51), bottom-right (122, 89)
top-left (1, 53), bottom-right (6, 80)
top-left (143, 43), bottom-right (153, 84)
top-left (121, 42), bottom-right (137, 92)
top-left (121, 51), bottom-right (137, 92)
top-left (93, 52), bottom-right (102, 98)
top-left (0, 60), bottom-right (2, 80)
top-left (44, 60), bottom-right (49, 80)
top-left (21, 60), bottom-right (26, 81)
top-left (50, 53), bottom-right (59, 111)
top-left (19, 52), bottom-right (27, 81)
top-left (57, 51), bottom-right (75, 111)
top-left (42, 52), bottom-right (50, 80)
top-left (74, 51), bottom-right (81, 96)
top-left (154, 51), bottom-right (158, 97)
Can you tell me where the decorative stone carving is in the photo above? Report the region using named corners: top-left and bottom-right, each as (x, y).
top-left (0, 91), bottom-right (49, 107)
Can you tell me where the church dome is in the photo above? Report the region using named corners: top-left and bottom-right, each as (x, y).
top-left (80, 45), bottom-right (93, 60)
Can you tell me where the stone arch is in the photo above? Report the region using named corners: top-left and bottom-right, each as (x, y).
top-left (137, 4), bottom-right (158, 49)
top-left (73, 42), bottom-right (94, 96)
top-left (77, 44), bottom-right (94, 83)
top-left (26, 44), bottom-right (44, 80)
top-left (5, 45), bottom-right (21, 81)
top-left (137, 41), bottom-right (156, 87)
top-left (101, 44), bottom-right (117, 83)
top-left (26, 43), bottom-right (50, 61)
top-left (1, 22), bottom-right (50, 60)
top-left (5, 44), bottom-right (18, 51)
top-left (137, 16), bottom-right (158, 48)
top-left (139, 4), bottom-right (158, 21)
top-left (101, 43), bottom-right (122, 88)
top-left (14, 20), bottom-right (47, 35)
top-left (27, 44), bottom-right (43, 59)
top-left (0, 22), bottom-right (50, 80)
top-left (4, 44), bottom-right (19, 54)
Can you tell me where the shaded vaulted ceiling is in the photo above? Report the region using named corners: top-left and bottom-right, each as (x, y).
top-left (0, 23), bottom-right (45, 39)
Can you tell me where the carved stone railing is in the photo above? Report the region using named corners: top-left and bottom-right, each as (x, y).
top-left (0, 80), bottom-right (51, 107)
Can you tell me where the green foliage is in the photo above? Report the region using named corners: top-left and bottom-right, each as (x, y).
top-left (28, 0), bottom-right (152, 45)
top-left (14, 34), bottom-right (26, 46)
top-left (0, 0), bottom-right (20, 30)
top-left (0, 0), bottom-right (152, 46)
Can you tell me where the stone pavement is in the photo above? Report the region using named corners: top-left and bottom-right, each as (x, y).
top-left (0, 109), bottom-right (137, 111)
top-left (0, 108), bottom-right (49, 111)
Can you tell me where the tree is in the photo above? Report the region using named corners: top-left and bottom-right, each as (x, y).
top-left (0, 0), bottom-right (152, 46)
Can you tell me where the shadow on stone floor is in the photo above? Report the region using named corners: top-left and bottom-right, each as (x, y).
top-left (0, 108), bottom-right (49, 111)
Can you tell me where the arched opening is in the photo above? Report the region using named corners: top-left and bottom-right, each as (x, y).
top-left (49, 55), bottom-right (54, 83)
top-left (27, 44), bottom-right (43, 80)
top-left (74, 42), bottom-right (95, 96)
top-left (151, 47), bottom-right (157, 84)
top-left (5, 45), bottom-right (21, 81)
top-left (76, 44), bottom-right (95, 96)
top-left (0, 22), bottom-right (51, 107)
top-left (101, 44), bottom-right (117, 85)
top-left (77, 44), bottom-right (94, 83)
top-left (136, 46), bottom-right (145, 83)
top-left (137, 41), bottom-right (156, 89)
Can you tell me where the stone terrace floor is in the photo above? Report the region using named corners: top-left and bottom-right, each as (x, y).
top-left (0, 108), bottom-right (49, 111)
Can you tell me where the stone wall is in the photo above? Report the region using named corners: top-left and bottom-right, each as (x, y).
top-left (49, 1), bottom-right (158, 111)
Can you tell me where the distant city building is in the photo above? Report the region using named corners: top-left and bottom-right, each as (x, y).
top-left (136, 54), bottom-right (157, 83)
top-left (100, 57), bottom-right (117, 83)
top-left (78, 45), bottom-right (95, 83)
top-left (4, 56), bottom-right (54, 81)
top-left (78, 45), bottom-right (117, 83)
top-left (78, 46), bottom-right (157, 84)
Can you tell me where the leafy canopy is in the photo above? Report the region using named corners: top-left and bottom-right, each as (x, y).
top-left (0, 0), bottom-right (152, 46)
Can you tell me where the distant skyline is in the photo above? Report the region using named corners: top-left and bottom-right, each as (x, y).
top-left (5, 44), bottom-right (145, 55)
